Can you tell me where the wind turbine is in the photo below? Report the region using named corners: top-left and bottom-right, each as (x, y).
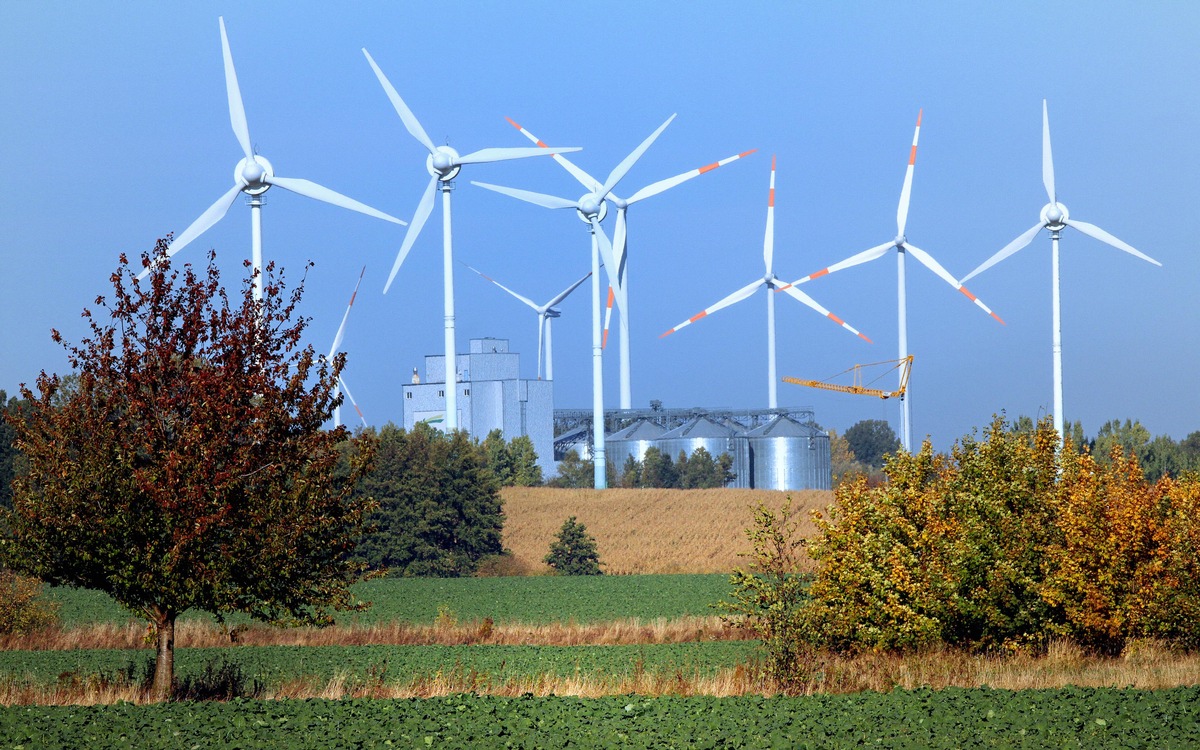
top-left (152, 17), bottom-right (405, 301)
top-left (462, 263), bottom-right (591, 380)
top-left (327, 267), bottom-right (368, 428)
top-left (504, 116), bottom-right (755, 409)
top-left (660, 156), bottom-right (871, 409)
top-left (961, 100), bottom-right (1161, 440)
top-left (362, 49), bottom-right (579, 432)
top-left (471, 116), bottom-right (673, 489)
top-left (779, 110), bottom-right (1004, 451)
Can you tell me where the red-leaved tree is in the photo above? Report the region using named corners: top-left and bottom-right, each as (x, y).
top-left (1, 239), bottom-right (376, 699)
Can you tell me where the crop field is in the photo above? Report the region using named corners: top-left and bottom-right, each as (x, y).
top-left (500, 487), bottom-right (829, 574)
top-left (0, 641), bottom-right (757, 688)
top-left (5, 688), bottom-right (1200, 748)
top-left (46, 574), bottom-right (736, 628)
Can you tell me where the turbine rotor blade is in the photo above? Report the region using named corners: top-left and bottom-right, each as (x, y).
top-left (456, 146), bottom-right (580, 165)
top-left (602, 285), bottom-right (614, 349)
top-left (1042, 99), bottom-right (1056, 204)
top-left (960, 221), bottom-right (1045, 283)
top-left (505, 117), bottom-right (602, 192)
top-left (141, 182), bottom-right (244, 279)
top-left (267, 176), bottom-right (405, 225)
top-left (625, 149), bottom-right (757, 205)
top-left (763, 155), bottom-right (777, 274)
top-left (219, 17), bottom-right (253, 161)
top-left (462, 263), bottom-right (540, 311)
top-left (598, 113), bottom-right (676, 200)
top-left (471, 181), bottom-right (579, 210)
top-left (777, 240), bottom-right (894, 290)
top-left (384, 175), bottom-right (437, 293)
top-left (776, 279), bottom-right (873, 342)
top-left (905, 243), bottom-right (1005, 324)
top-left (1065, 219), bottom-right (1162, 266)
top-left (896, 109), bottom-right (922, 238)
top-left (546, 270), bottom-right (592, 309)
top-left (614, 207), bottom-right (628, 285)
top-left (362, 48), bottom-right (436, 155)
top-left (329, 266), bottom-right (367, 358)
top-left (660, 278), bottom-right (764, 337)
top-left (337, 376), bottom-right (367, 426)
top-left (591, 219), bottom-right (625, 313)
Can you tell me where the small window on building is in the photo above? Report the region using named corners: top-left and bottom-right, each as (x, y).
top-left (463, 388), bottom-right (470, 396)
top-left (437, 389), bottom-right (445, 397)
top-left (405, 392), bottom-right (412, 399)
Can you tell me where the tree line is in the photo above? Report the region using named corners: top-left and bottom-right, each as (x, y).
top-left (548, 445), bottom-right (735, 489)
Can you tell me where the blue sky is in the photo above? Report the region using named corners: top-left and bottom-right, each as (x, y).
top-left (2, 2), bottom-right (1197, 450)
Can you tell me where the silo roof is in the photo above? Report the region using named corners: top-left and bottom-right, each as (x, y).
top-left (609, 419), bottom-right (668, 441)
top-left (659, 416), bottom-right (740, 440)
top-left (745, 415), bottom-right (826, 439)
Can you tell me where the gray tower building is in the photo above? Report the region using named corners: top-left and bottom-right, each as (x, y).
top-left (401, 338), bottom-right (555, 478)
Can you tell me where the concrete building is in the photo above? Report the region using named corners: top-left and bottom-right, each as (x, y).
top-left (402, 338), bottom-right (555, 478)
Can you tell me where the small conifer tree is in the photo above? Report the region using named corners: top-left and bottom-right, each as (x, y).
top-left (544, 516), bottom-right (603, 575)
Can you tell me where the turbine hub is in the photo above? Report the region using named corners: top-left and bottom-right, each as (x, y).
top-left (235, 155), bottom-right (273, 196)
top-left (575, 193), bottom-right (607, 223)
top-left (427, 146), bottom-right (462, 181)
top-left (895, 234), bottom-right (907, 248)
top-left (1041, 201), bottom-right (1068, 228)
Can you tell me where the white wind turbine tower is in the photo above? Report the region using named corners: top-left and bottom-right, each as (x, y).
top-left (150, 18), bottom-right (406, 301)
top-left (462, 263), bottom-right (591, 381)
top-left (362, 50), bottom-right (579, 432)
top-left (327, 267), bottom-right (368, 428)
top-left (504, 116), bottom-right (755, 409)
top-left (779, 110), bottom-right (1004, 451)
top-left (471, 117), bottom-right (673, 489)
top-left (961, 100), bottom-right (1161, 441)
top-left (661, 156), bottom-right (872, 408)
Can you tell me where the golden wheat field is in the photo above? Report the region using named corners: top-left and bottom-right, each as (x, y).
top-left (498, 487), bottom-right (832, 575)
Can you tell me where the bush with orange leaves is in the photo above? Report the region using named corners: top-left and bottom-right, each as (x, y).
top-left (1042, 448), bottom-right (1200, 654)
top-left (801, 415), bottom-right (1200, 655)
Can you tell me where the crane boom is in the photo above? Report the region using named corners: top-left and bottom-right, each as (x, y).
top-left (782, 356), bottom-right (913, 400)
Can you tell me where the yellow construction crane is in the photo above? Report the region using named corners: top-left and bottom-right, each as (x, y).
top-left (782, 356), bottom-right (913, 400)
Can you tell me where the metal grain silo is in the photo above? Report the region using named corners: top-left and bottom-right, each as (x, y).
top-left (745, 415), bottom-right (831, 490)
top-left (606, 419), bottom-right (667, 473)
top-left (655, 416), bottom-right (751, 488)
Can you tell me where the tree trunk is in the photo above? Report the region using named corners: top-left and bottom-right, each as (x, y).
top-left (151, 609), bottom-right (176, 701)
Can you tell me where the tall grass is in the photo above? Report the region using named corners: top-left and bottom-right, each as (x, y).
top-left (500, 487), bottom-right (829, 574)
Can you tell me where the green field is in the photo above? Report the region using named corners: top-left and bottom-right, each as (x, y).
top-left (46, 574), bottom-right (735, 627)
top-left (4, 687), bottom-right (1200, 748)
top-left (0, 642), bottom-right (757, 688)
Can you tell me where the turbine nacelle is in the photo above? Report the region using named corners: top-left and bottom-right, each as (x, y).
top-left (236, 155), bottom-right (272, 195)
top-left (1041, 202), bottom-right (1068, 228)
top-left (427, 146), bottom-right (462, 181)
top-left (546, 308), bottom-right (562, 319)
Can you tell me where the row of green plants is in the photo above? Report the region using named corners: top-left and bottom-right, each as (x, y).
top-left (722, 416), bottom-right (1200, 690)
top-left (6, 688), bottom-right (1200, 748)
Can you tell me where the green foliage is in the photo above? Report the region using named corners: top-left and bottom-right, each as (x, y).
top-left (548, 449), bottom-right (593, 488)
top-left (0, 569), bottom-right (59, 634)
top-left (804, 417), bottom-right (1062, 652)
top-left (716, 500), bottom-right (809, 692)
top-left (479, 429), bottom-right (542, 487)
top-left (544, 516), bottom-right (603, 575)
top-left (355, 423), bottom-right (504, 577)
top-left (615, 446), bottom-right (735, 488)
top-left (1, 241), bottom-right (376, 697)
top-left (843, 418), bottom-right (901, 469)
top-left (0, 390), bottom-right (25, 511)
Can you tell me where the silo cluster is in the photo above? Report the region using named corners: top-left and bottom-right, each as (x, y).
top-left (606, 414), bottom-right (831, 490)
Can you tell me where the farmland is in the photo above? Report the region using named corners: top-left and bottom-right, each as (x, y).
top-left (4, 688), bottom-right (1200, 748)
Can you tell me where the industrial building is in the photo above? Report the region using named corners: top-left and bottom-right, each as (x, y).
top-left (401, 338), bottom-right (555, 478)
